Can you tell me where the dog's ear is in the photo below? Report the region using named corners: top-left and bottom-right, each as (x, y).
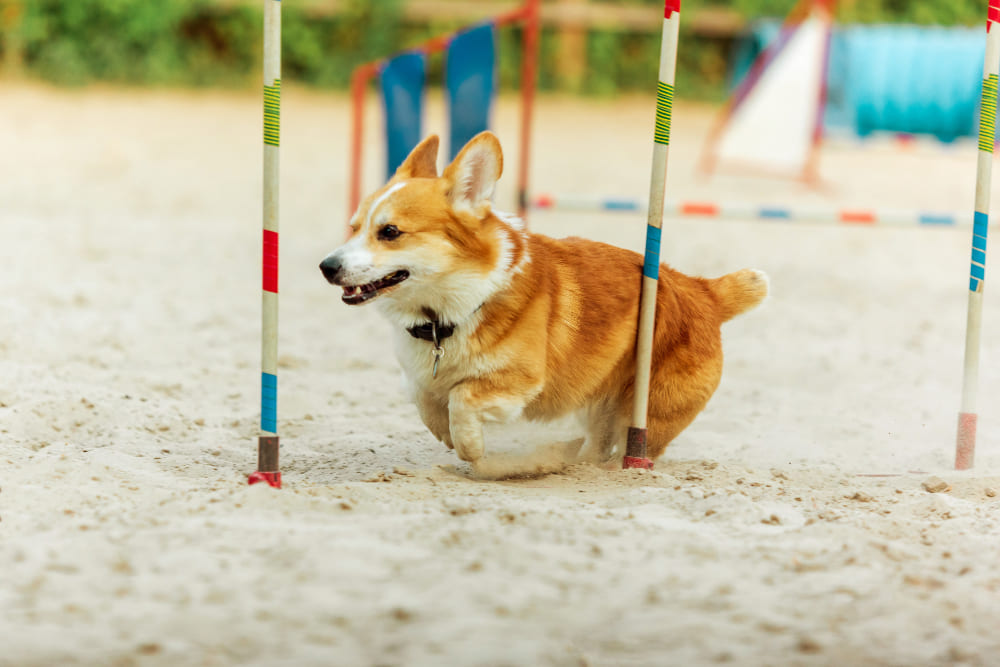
top-left (395, 135), bottom-right (440, 179)
top-left (442, 131), bottom-right (503, 213)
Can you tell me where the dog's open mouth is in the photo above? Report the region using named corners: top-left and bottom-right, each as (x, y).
top-left (341, 270), bottom-right (410, 305)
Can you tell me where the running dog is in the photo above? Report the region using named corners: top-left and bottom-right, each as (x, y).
top-left (320, 132), bottom-right (767, 466)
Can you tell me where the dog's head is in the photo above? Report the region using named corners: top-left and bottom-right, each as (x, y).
top-left (320, 132), bottom-right (519, 321)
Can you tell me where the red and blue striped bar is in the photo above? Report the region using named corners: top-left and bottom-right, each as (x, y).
top-left (533, 194), bottom-right (967, 228)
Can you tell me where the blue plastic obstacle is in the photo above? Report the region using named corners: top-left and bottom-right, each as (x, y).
top-left (844, 26), bottom-right (983, 141)
top-left (731, 22), bottom-right (985, 142)
top-left (446, 24), bottom-right (498, 160)
top-left (381, 52), bottom-right (426, 181)
top-left (380, 23), bottom-right (497, 180)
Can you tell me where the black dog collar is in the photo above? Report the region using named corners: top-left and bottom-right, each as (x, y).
top-left (407, 321), bottom-right (455, 343)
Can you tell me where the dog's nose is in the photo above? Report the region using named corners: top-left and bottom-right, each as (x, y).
top-left (319, 255), bottom-right (343, 284)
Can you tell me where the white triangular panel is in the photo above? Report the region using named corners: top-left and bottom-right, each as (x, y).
top-left (715, 13), bottom-right (828, 175)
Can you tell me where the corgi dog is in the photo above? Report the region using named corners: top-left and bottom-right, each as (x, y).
top-left (320, 132), bottom-right (767, 467)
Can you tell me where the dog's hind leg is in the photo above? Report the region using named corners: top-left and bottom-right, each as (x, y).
top-left (645, 404), bottom-right (706, 460)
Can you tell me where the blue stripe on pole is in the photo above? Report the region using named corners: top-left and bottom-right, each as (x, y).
top-left (918, 214), bottom-right (955, 225)
top-left (971, 277), bottom-right (981, 291)
top-left (973, 248), bottom-right (987, 265)
top-left (973, 211), bottom-right (988, 255)
top-left (974, 211), bottom-right (989, 236)
top-left (971, 263), bottom-right (985, 280)
top-left (262, 372), bottom-right (277, 433)
top-left (759, 208), bottom-right (790, 219)
top-left (643, 225), bottom-right (661, 279)
top-left (604, 199), bottom-right (641, 211)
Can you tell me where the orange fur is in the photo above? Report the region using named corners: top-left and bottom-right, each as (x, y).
top-left (321, 132), bottom-right (768, 466)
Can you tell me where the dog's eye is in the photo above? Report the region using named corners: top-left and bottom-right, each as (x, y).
top-left (377, 224), bottom-right (402, 241)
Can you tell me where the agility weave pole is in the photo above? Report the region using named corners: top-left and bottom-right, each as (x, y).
top-left (534, 195), bottom-right (974, 227)
top-left (624, 0), bottom-right (681, 470)
top-left (955, 0), bottom-right (1000, 470)
top-left (249, 0), bottom-right (282, 489)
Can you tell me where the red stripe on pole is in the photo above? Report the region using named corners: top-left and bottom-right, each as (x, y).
top-left (664, 0), bottom-right (681, 18)
top-left (263, 230), bottom-right (279, 293)
top-left (990, 0), bottom-right (1000, 31)
top-left (840, 210), bottom-right (876, 224)
top-left (681, 202), bottom-right (718, 216)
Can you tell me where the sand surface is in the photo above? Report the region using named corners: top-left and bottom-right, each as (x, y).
top-left (3, 83), bottom-right (1000, 666)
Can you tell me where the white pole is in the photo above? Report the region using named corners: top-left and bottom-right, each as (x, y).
top-left (624, 0), bottom-right (681, 469)
top-left (956, 0), bottom-right (1000, 470)
top-left (251, 0), bottom-right (282, 488)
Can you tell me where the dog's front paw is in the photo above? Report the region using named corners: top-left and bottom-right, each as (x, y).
top-left (452, 437), bottom-right (484, 463)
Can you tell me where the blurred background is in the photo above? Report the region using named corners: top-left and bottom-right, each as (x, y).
top-left (0, 0), bottom-right (987, 99)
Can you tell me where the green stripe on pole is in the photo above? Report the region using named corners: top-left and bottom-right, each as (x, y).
top-left (264, 79), bottom-right (281, 147)
top-left (978, 74), bottom-right (997, 153)
top-left (653, 82), bottom-right (673, 146)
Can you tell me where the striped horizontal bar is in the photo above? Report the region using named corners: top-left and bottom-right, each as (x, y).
top-left (840, 210), bottom-right (876, 224)
top-left (653, 82), bottom-right (673, 146)
top-left (918, 214), bottom-right (956, 225)
top-left (643, 224), bottom-right (661, 279)
top-left (532, 195), bottom-right (982, 228)
top-left (682, 202), bottom-right (718, 216)
top-left (263, 229), bottom-right (279, 293)
top-left (264, 79), bottom-right (281, 147)
top-left (261, 372), bottom-right (277, 433)
top-left (605, 199), bottom-right (641, 211)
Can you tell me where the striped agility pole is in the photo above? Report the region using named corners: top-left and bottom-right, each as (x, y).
top-left (956, 0), bottom-right (1000, 470)
top-left (624, 0), bottom-right (681, 470)
top-left (534, 194), bottom-right (975, 227)
top-left (250, 0), bottom-right (282, 489)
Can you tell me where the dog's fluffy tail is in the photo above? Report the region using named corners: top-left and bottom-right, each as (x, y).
top-left (710, 269), bottom-right (769, 322)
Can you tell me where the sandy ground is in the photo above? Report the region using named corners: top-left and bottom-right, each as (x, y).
top-left (3, 82), bottom-right (1000, 666)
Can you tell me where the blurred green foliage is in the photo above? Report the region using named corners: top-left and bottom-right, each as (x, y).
top-left (2, 0), bottom-right (990, 95)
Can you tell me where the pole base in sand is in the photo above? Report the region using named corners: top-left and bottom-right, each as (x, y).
top-left (955, 412), bottom-right (977, 470)
top-left (623, 456), bottom-right (654, 470)
top-left (248, 471), bottom-right (282, 488)
top-left (249, 435), bottom-right (281, 488)
top-left (623, 427), bottom-right (654, 469)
